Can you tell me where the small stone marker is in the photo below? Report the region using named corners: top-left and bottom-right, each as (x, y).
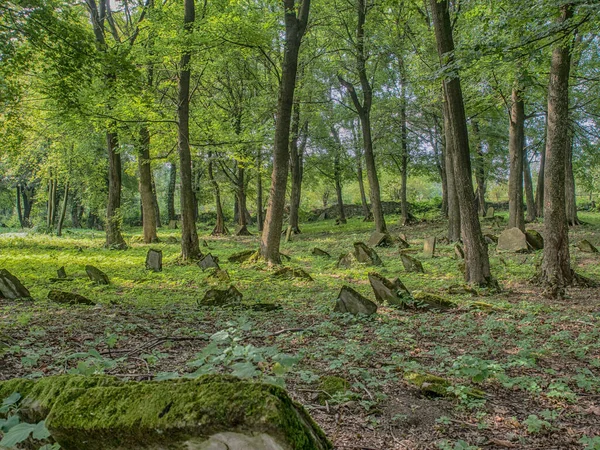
top-left (199, 285), bottom-right (243, 307)
top-left (485, 207), bottom-right (495, 218)
top-left (423, 237), bottom-right (436, 258)
top-left (48, 290), bottom-right (95, 306)
top-left (85, 265), bottom-right (110, 285)
top-left (353, 242), bottom-right (382, 266)
top-left (401, 254), bottom-right (424, 273)
top-left (397, 237), bottom-right (410, 249)
top-left (577, 239), bottom-right (599, 253)
top-left (57, 267), bottom-right (67, 279)
top-left (272, 267), bottom-right (313, 281)
top-left (198, 253), bottom-right (220, 270)
top-left (312, 247), bottom-right (331, 258)
top-left (168, 220), bottom-right (178, 229)
top-left (368, 231), bottom-right (393, 247)
top-left (227, 249), bottom-right (257, 263)
top-left (0, 269), bottom-right (31, 300)
top-left (454, 243), bottom-right (465, 260)
top-left (525, 230), bottom-right (544, 250)
top-left (497, 228), bottom-right (528, 253)
top-left (207, 268), bottom-right (230, 282)
top-left (334, 286), bottom-right (377, 316)
top-left (145, 249), bottom-right (162, 272)
top-left (336, 252), bottom-right (355, 269)
top-left (368, 272), bottom-right (410, 307)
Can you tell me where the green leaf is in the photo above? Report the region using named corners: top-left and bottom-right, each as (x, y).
top-left (32, 420), bottom-right (51, 440)
top-left (231, 362), bottom-right (259, 378)
top-left (0, 422), bottom-right (37, 447)
top-left (0, 415), bottom-right (20, 433)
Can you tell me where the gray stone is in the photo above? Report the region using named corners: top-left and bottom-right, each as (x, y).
top-left (0, 269), bottom-right (31, 300)
top-left (577, 239), bottom-right (599, 253)
top-left (336, 253), bottom-right (355, 269)
top-left (199, 285), bottom-right (243, 307)
top-left (485, 207), bottom-right (495, 218)
top-left (423, 237), bottom-right (436, 258)
top-left (145, 249), bottom-right (163, 272)
top-left (400, 254), bottom-right (424, 273)
top-left (312, 248), bottom-right (331, 258)
top-left (198, 254), bottom-right (220, 271)
top-left (85, 265), bottom-right (110, 285)
top-left (368, 272), bottom-right (410, 307)
top-left (525, 230), bottom-right (544, 250)
top-left (497, 228), bottom-right (528, 253)
top-left (368, 231), bottom-right (393, 248)
top-left (48, 290), bottom-right (95, 306)
top-left (484, 234), bottom-right (498, 245)
top-left (353, 242), bottom-right (382, 266)
top-left (454, 243), bottom-right (464, 260)
top-left (334, 286), bottom-right (377, 315)
top-left (272, 267), bottom-right (313, 281)
top-left (168, 220), bottom-right (179, 229)
top-left (228, 249), bottom-right (257, 263)
top-left (57, 267), bottom-right (67, 279)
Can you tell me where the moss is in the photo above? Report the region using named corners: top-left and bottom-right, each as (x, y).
top-left (0, 378), bottom-right (35, 416)
top-left (403, 372), bottom-right (485, 399)
top-left (317, 376), bottom-right (350, 404)
top-left (412, 291), bottom-right (457, 310)
top-left (45, 374), bottom-right (331, 450)
top-left (469, 301), bottom-right (506, 313)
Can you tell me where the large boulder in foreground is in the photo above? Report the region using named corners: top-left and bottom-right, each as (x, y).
top-left (497, 227), bottom-right (528, 253)
top-left (0, 375), bottom-right (331, 450)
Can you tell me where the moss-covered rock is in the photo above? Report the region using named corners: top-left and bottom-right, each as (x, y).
top-left (403, 372), bottom-right (485, 399)
top-left (317, 376), bottom-right (350, 405)
top-left (44, 375), bottom-right (331, 450)
top-left (412, 291), bottom-right (457, 311)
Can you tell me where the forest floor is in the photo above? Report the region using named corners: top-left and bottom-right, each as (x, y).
top-left (1, 212), bottom-right (600, 449)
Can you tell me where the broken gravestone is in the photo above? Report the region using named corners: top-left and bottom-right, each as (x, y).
top-left (423, 237), bottom-right (436, 258)
top-left (228, 249), bottom-right (258, 263)
top-left (198, 253), bottom-right (220, 271)
top-left (334, 286), bottom-right (377, 316)
top-left (525, 230), bottom-right (544, 250)
top-left (272, 267), bottom-right (313, 281)
top-left (412, 291), bottom-right (457, 311)
top-left (577, 239), bottom-right (599, 253)
top-left (368, 231), bottom-right (393, 248)
top-left (207, 268), bottom-right (230, 282)
top-left (145, 249), bottom-right (163, 272)
top-left (353, 242), bottom-right (382, 266)
top-left (368, 273), bottom-right (410, 307)
top-left (454, 243), bottom-right (465, 260)
top-left (199, 285), bottom-right (243, 307)
top-left (336, 252), bottom-right (355, 269)
top-left (497, 228), bottom-right (528, 253)
top-left (397, 237), bottom-right (410, 249)
top-left (0, 375), bottom-right (332, 450)
top-left (0, 269), bottom-right (31, 300)
top-left (312, 248), bottom-right (331, 258)
top-left (85, 266), bottom-right (110, 285)
top-left (484, 207), bottom-right (495, 219)
top-left (57, 267), bottom-right (67, 279)
top-left (400, 254), bottom-right (424, 274)
top-left (48, 290), bottom-right (95, 306)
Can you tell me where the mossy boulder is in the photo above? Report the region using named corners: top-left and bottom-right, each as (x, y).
top-left (317, 376), bottom-right (351, 405)
top-left (403, 372), bottom-right (484, 399)
top-left (412, 291), bottom-right (457, 311)
top-left (228, 249), bottom-right (259, 263)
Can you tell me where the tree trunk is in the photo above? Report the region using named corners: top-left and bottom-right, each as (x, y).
top-left (56, 182), bottom-right (69, 237)
top-left (540, 4), bottom-right (574, 298)
top-left (331, 126), bottom-right (347, 224)
top-left (399, 68), bottom-right (409, 226)
top-left (22, 185), bottom-right (34, 227)
top-left (524, 148), bottom-right (537, 222)
top-left (565, 129), bottom-right (579, 225)
top-left (436, 120), bottom-right (448, 217)
top-left (167, 162), bottom-right (177, 222)
top-left (260, 0), bottom-right (311, 264)
top-left (47, 178), bottom-right (55, 228)
top-left (106, 132), bottom-right (127, 248)
top-left (16, 185), bottom-right (24, 228)
top-left (208, 153), bottom-right (228, 235)
top-left (444, 100), bottom-right (461, 242)
top-left (236, 164), bottom-right (251, 235)
top-left (256, 149), bottom-right (264, 232)
top-left (356, 145), bottom-right (372, 221)
top-left (288, 102), bottom-right (303, 234)
top-left (472, 120), bottom-right (486, 216)
top-left (430, 0), bottom-right (493, 286)
top-left (508, 88), bottom-right (525, 231)
top-left (138, 126), bottom-right (159, 243)
top-left (151, 174), bottom-right (161, 227)
top-left (535, 114), bottom-right (547, 218)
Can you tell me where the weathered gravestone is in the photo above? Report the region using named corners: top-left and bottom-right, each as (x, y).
top-left (400, 254), bottom-right (424, 274)
top-left (48, 290), bottom-right (95, 306)
top-left (57, 267), bottom-right (67, 279)
top-left (312, 248), bottom-right (331, 258)
top-left (198, 253), bottom-right (220, 271)
top-left (577, 239), bottom-right (599, 253)
top-left (368, 231), bottom-right (393, 248)
top-left (272, 267), bottom-right (313, 281)
top-left (199, 285), bottom-right (243, 307)
top-left (423, 237), bottom-right (436, 258)
top-left (85, 265), bottom-right (110, 285)
top-left (497, 228), bottom-right (528, 253)
top-left (485, 207), bottom-right (495, 219)
top-left (334, 286), bottom-right (377, 316)
top-left (368, 272), bottom-right (410, 307)
top-left (525, 230), bottom-right (544, 250)
top-left (168, 220), bottom-right (178, 229)
top-left (353, 242), bottom-right (382, 266)
top-left (145, 249), bottom-right (163, 272)
top-left (228, 249), bottom-right (258, 263)
top-left (0, 375), bottom-right (332, 450)
top-left (0, 269), bottom-right (31, 299)
top-left (336, 253), bottom-right (355, 269)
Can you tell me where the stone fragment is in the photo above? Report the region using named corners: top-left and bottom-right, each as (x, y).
top-left (368, 231), bottom-right (393, 248)
top-left (400, 254), bottom-right (424, 273)
top-left (484, 234), bottom-right (498, 245)
top-left (207, 269), bottom-right (230, 282)
top-left (272, 267), bottom-right (313, 281)
top-left (334, 286), bottom-right (377, 316)
top-left (168, 220), bottom-right (178, 229)
top-left (485, 206), bottom-right (495, 218)
top-left (145, 249), bottom-right (163, 272)
top-left (577, 239), bottom-right (599, 253)
top-left (199, 285), bottom-right (243, 307)
top-left (336, 252), bottom-right (355, 269)
top-left (57, 267), bottom-right (67, 279)
top-left (312, 248), bottom-right (331, 258)
top-left (423, 237), bottom-right (436, 258)
top-left (412, 291), bottom-right (456, 311)
top-left (497, 228), bottom-right (529, 253)
top-left (48, 290), bottom-right (95, 306)
top-left (0, 269), bottom-right (31, 300)
top-left (85, 266), bottom-right (110, 285)
top-left (454, 243), bottom-right (464, 260)
top-left (227, 249), bottom-right (258, 263)
top-left (368, 272), bottom-right (410, 307)
top-left (525, 229), bottom-right (544, 250)
top-left (198, 253), bottom-right (220, 271)
top-left (353, 242), bottom-right (382, 266)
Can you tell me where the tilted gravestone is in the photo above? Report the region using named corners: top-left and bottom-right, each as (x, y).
top-left (0, 269), bottom-right (31, 300)
top-left (353, 242), bottom-right (382, 266)
top-left (525, 230), bottom-right (544, 250)
top-left (400, 254), bottom-right (424, 273)
top-left (497, 228), bottom-right (528, 253)
top-left (57, 267), bottom-right (67, 279)
top-left (368, 231), bottom-right (393, 248)
top-left (272, 267), bottom-right (313, 281)
top-left (199, 285), bottom-right (243, 307)
top-left (228, 249), bottom-right (257, 263)
top-left (312, 248), bottom-right (331, 258)
top-left (397, 237), bottom-right (410, 249)
top-left (198, 253), bottom-right (220, 271)
top-left (145, 249), bottom-right (163, 272)
top-left (485, 207), bottom-right (495, 218)
top-left (85, 266), bottom-right (110, 285)
top-left (336, 252), bottom-right (355, 269)
top-left (577, 239), bottom-right (599, 253)
top-left (334, 286), bottom-right (377, 316)
top-left (207, 268), bottom-right (230, 282)
top-left (368, 272), bottom-right (410, 307)
top-left (48, 290), bottom-right (95, 306)
top-left (423, 237), bottom-right (436, 258)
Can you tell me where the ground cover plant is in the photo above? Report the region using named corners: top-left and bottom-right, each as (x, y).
top-left (2, 212), bottom-right (600, 449)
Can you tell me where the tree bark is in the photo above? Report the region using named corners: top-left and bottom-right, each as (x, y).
top-left (288, 101), bottom-right (304, 234)
top-left (472, 120), bottom-right (486, 216)
top-left (22, 184), bottom-right (34, 227)
top-left (535, 131), bottom-right (546, 218)
top-left (167, 162), bottom-right (177, 222)
top-left (256, 149), bottom-right (264, 232)
top-left (565, 129), bottom-right (579, 225)
top-left (430, 0), bottom-right (492, 285)
top-left (356, 143), bottom-right (372, 221)
top-left (208, 153), bottom-right (228, 235)
top-left (56, 182), bottom-right (69, 237)
top-left (540, 4), bottom-right (574, 298)
top-left (443, 100), bottom-right (461, 242)
top-left (16, 185), bottom-right (24, 228)
top-left (524, 148), bottom-right (537, 222)
top-left (105, 132), bottom-right (127, 248)
top-left (151, 174), bottom-right (161, 227)
top-left (508, 88), bottom-right (525, 231)
top-left (331, 126), bottom-right (347, 224)
top-left (235, 164), bottom-right (251, 235)
top-left (399, 60), bottom-right (409, 226)
top-left (138, 126), bottom-right (159, 243)
top-left (260, 0), bottom-right (311, 264)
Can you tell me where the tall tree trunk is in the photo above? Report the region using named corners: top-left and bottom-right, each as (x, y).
top-left (356, 144), bottom-right (372, 221)
top-left (208, 153), bottom-right (228, 235)
top-left (260, 0), bottom-right (311, 264)
top-left (540, 4), bottom-right (574, 298)
top-left (47, 178), bottom-right (55, 228)
top-left (56, 182), bottom-right (69, 237)
top-left (565, 129), bottom-right (579, 225)
top-left (256, 149), bottom-right (264, 232)
top-left (288, 102), bottom-right (303, 234)
top-left (399, 60), bottom-right (409, 226)
top-left (236, 165), bottom-right (251, 235)
top-left (167, 162), bottom-right (177, 222)
top-left (16, 185), bottom-right (24, 228)
top-left (106, 132), bottom-right (127, 248)
top-left (508, 88), bottom-right (525, 231)
top-left (430, 0), bottom-right (493, 285)
top-left (536, 145), bottom-right (546, 218)
top-left (22, 185), bottom-right (34, 227)
top-left (444, 100), bottom-right (461, 242)
top-left (472, 120), bottom-right (486, 216)
top-left (151, 174), bottom-right (161, 227)
top-left (524, 149), bottom-right (537, 222)
top-left (331, 126), bottom-right (347, 224)
top-left (138, 126), bottom-right (159, 243)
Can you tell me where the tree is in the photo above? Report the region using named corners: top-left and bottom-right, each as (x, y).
top-left (508, 87), bottom-right (525, 230)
